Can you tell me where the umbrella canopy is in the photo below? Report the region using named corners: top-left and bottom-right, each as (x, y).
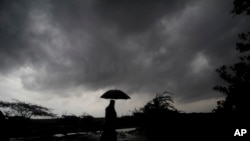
top-left (100, 89), bottom-right (130, 100)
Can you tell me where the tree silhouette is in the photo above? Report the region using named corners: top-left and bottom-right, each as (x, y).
top-left (213, 33), bottom-right (250, 114)
top-left (213, 0), bottom-right (250, 114)
top-left (231, 0), bottom-right (250, 15)
top-left (0, 100), bottom-right (56, 118)
top-left (143, 92), bottom-right (178, 114)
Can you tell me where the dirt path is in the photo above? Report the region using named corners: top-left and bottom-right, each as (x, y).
top-left (9, 128), bottom-right (150, 141)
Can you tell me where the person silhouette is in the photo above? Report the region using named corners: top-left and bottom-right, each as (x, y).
top-left (100, 100), bottom-right (117, 141)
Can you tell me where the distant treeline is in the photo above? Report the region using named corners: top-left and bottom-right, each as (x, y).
top-left (3, 115), bottom-right (139, 138)
top-left (4, 112), bottom-right (248, 139)
top-left (2, 92), bottom-right (248, 139)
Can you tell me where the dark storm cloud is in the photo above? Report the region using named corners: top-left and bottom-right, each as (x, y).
top-left (48, 0), bottom-right (193, 35)
top-left (93, 0), bottom-right (194, 35)
top-left (0, 0), bottom-right (52, 73)
top-left (0, 0), bottom-right (30, 73)
top-left (1, 0), bottom-right (249, 103)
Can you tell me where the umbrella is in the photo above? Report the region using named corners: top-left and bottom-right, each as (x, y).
top-left (100, 89), bottom-right (130, 100)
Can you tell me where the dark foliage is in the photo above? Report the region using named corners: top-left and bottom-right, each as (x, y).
top-left (131, 92), bottom-right (245, 139)
top-left (232, 0), bottom-right (250, 15)
top-left (0, 100), bottom-right (56, 118)
top-left (143, 92), bottom-right (178, 114)
top-left (213, 1), bottom-right (250, 115)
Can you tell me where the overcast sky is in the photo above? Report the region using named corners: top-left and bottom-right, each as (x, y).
top-left (1, 0), bottom-right (249, 117)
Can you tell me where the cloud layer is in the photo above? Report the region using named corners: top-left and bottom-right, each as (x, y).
top-left (1, 0), bottom-right (250, 115)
